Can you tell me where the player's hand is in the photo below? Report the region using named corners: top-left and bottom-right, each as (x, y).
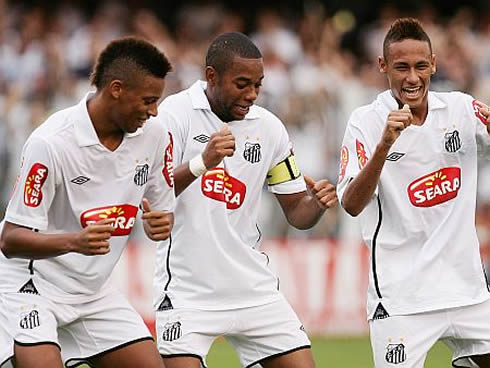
top-left (202, 125), bottom-right (235, 169)
top-left (477, 103), bottom-right (490, 134)
top-left (141, 198), bottom-right (174, 241)
top-left (304, 175), bottom-right (338, 210)
top-left (382, 104), bottom-right (412, 147)
top-left (72, 218), bottom-right (115, 256)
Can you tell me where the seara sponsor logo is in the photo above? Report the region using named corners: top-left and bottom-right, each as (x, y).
top-left (407, 167), bottom-right (461, 207)
top-left (24, 163), bottom-right (48, 207)
top-left (80, 204), bottom-right (138, 236)
top-left (356, 140), bottom-right (368, 169)
top-left (201, 168), bottom-right (246, 209)
top-left (473, 99), bottom-right (489, 125)
top-left (163, 132), bottom-right (174, 187)
top-left (339, 146), bottom-right (349, 182)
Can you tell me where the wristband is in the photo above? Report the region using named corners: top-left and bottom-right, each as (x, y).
top-left (189, 154), bottom-right (207, 177)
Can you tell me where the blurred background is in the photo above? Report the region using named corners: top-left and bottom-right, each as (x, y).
top-left (2, 0), bottom-right (490, 366)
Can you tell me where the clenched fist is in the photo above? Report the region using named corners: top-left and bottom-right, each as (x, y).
top-left (202, 125), bottom-right (235, 169)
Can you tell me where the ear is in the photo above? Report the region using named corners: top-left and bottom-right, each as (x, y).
top-left (431, 54), bottom-right (437, 75)
top-left (378, 56), bottom-right (387, 74)
top-left (205, 66), bottom-right (217, 87)
top-left (108, 80), bottom-right (123, 99)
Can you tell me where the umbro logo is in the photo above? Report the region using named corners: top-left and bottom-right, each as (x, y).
top-left (386, 152), bottom-right (405, 162)
top-left (193, 134), bottom-right (210, 143)
top-left (71, 176), bottom-right (90, 185)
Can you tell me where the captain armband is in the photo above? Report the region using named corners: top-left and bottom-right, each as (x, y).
top-left (266, 155), bottom-right (301, 186)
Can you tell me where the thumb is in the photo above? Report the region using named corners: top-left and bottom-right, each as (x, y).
top-left (304, 174), bottom-right (315, 188)
top-left (402, 104), bottom-right (411, 111)
top-left (141, 198), bottom-right (152, 213)
top-left (221, 124), bottom-right (231, 135)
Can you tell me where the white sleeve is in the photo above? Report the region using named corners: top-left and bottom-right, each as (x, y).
top-left (143, 120), bottom-right (175, 212)
top-left (5, 136), bottom-right (58, 230)
top-left (336, 115), bottom-right (377, 204)
top-left (159, 103), bottom-right (188, 168)
top-left (267, 120), bottom-right (307, 195)
top-left (469, 97), bottom-right (490, 148)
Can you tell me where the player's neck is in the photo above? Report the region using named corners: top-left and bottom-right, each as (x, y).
top-left (86, 94), bottom-right (124, 151)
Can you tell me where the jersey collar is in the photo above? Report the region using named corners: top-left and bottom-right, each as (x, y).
top-left (378, 90), bottom-right (447, 112)
top-left (188, 80), bottom-right (260, 120)
top-left (74, 92), bottom-right (143, 147)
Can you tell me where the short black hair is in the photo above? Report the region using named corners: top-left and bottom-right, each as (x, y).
top-left (206, 32), bottom-right (262, 74)
top-left (90, 37), bottom-right (172, 89)
top-left (383, 18), bottom-right (432, 60)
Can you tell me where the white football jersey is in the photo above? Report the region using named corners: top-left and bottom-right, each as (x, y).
top-left (337, 90), bottom-right (490, 319)
top-left (0, 93), bottom-right (175, 304)
top-left (153, 81), bottom-right (306, 310)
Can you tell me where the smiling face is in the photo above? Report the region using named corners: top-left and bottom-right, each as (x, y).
top-left (379, 39), bottom-right (436, 112)
top-left (205, 55), bottom-right (264, 122)
top-left (110, 74), bottom-right (165, 133)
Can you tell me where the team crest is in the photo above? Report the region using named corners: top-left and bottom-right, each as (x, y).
top-left (243, 142), bottom-right (261, 163)
top-left (19, 310), bottom-right (40, 329)
top-left (385, 343), bottom-right (406, 364)
top-left (134, 164), bottom-right (149, 186)
top-left (162, 321), bottom-right (182, 342)
top-left (444, 130), bottom-right (461, 153)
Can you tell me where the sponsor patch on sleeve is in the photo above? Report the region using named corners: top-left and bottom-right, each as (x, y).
top-left (163, 132), bottom-right (174, 187)
top-left (472, 99), bottom-right (489, 125)
top-left (338, 146), bottom-right (349, 182)
top-left (24, 163), bottom-right (48, 207)
top-left (356, 140), bottom-right (368, 169)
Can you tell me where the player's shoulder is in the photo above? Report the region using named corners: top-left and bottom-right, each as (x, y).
top-left (429, 90), bottom-right (472, 105)
top-left (248, 104), bottom-right (284, 129)
top-left (29, 105), bottom-right (78, 142)
top-left (347, 99), bottom-right (382, 130)
top-left (159, 82), bottom-right (198, 115)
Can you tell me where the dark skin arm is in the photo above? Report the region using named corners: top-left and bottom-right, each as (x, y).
top-left (275, 175), bottom-right (337, 230)
top-left (0, 219), bottom-right (115, 259)
top-left (342, 104), bottom-right (412, 216)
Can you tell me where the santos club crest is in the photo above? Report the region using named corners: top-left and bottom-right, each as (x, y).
top-left (243, 142), bottom-right (261, 164)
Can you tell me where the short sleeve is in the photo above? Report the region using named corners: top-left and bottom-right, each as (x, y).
top-left (5, 136), bottom-right (58, 231)
top-left (336, 116), bottom-right (376, 203)
top-left (267, 119), bottom-right (306, 195)
top-left (143, 121), bottom-right (175, 212)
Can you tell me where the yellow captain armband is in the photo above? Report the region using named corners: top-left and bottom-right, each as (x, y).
top-left (267, 155), bottom-right (301, 186)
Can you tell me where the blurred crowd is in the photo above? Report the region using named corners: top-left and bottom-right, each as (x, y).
top-left (1, 0), bottom-right (490, 241)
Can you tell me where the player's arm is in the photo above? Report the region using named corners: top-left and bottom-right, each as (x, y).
top-left (174, 125), bottom-right (235, 196)
top-left (275, 175), bottom-right (337, 230)
top-left (342, 104), bottom-right (412, 216)
top-left (0, 219), bottom-right (115, 259)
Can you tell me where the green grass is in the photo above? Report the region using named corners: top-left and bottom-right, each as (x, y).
top-left (206, 336), bottom-right (453, 368)
top-left (75, 335), bottom-right (452, 367)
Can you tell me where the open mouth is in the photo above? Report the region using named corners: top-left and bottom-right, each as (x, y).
top-left (401, 86), bottom-right (422, 99)
top-left (235, 105), bottom-right (250, 116)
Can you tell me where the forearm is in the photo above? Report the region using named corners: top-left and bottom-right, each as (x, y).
top-left (342, 142), bottom-right (391, 216)
top-left (287, 196), bottom-right (326, 230)
top-left (174, 163), bottom-right (200, 196)
top-left (0, 222), bottom-right (75, 259)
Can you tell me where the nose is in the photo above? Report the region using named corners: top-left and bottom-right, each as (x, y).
top-left (148, 103), bottom-right (158, 117)
top-left (244, 86), bottom-right (258, 103)
top-left (406, 67), bottom-right (419, 84)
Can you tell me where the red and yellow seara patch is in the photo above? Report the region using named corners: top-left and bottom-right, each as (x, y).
top-left (24, 163), bottom-right (48, 207)
top-left (163, 132), bottom-right (174, 187)
top-left (356, 140), bottom-right (368, 169)
top-left (201, 168), bottom-right (246, 209)
top-left (338, 146), bottom-right (349, 182)
top-left (80, 204), bottom-right (138, 236)
top-left (473, 99), bottom-right (489, 125)
top-left (407, 167), bottom-right (461, 207)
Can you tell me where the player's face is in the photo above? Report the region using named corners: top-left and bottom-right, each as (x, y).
top-left (379, 39), bottom-right (436, 111)
top-left (206, 56), bottom-right (264, 122)
top-left (116, 75), bottom-right (165, 133)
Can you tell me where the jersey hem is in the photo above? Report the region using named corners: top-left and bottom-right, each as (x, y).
top-left (367, 294), bottom-right (490, 320)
